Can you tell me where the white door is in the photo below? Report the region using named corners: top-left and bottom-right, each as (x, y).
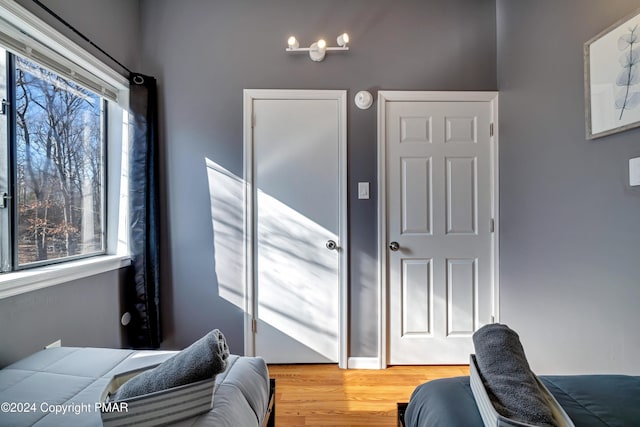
top-left (244, 90), bottom-right (347, 364)
top-left (380, 92), bottom-right (498, 365)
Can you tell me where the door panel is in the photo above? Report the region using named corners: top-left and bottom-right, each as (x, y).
top-left (387, 99), bottom-right (495, 365)
top-left (447, 258), bottom-right (476, 335)
top-left (446, 157), bottom-right (476, 234)
top-left (402, 158), bottom-right (431, 234)
top-left (401, 259), bottom-right (432, 336)
top-left (250, 93), bottom-right (345, 364)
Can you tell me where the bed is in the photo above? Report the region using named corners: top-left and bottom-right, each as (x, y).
top-left (0, 346), bottom-right (274, 426)
top-left (403, 373), bottom-right (640, 427)
top-left (403, 323), bottom-right (640, 427)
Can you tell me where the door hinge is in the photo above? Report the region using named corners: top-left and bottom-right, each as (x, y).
top-left (489, 123), bottom-right (494, 137)
top-left (251, 318), bottom-right (257, 333)
top-left (491, 315), bottom-right (495, 324)
top-left (251, 114), bottom-right (256, 128)
top-left (1, 99), bottom-right (9, 115)
top-left (490, 218), bottom-right (495, 233)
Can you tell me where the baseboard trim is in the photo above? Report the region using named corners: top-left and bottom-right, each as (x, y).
top-left (347, 357), bottom-right (384, 369)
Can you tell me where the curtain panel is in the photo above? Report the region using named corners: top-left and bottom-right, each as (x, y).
top-left (126, 73), bottom-right (161, 348)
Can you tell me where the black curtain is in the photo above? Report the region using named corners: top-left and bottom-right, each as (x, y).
top-left (125, 73), bottom-right (161, 348)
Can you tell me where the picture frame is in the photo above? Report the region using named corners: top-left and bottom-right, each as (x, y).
top-left (585, 8), bottom-right (640, 139)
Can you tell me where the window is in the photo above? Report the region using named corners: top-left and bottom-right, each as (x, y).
top-left (1, 49), bottom-right (106, 270)
top-left (0, 0), bottom-right (129, 279)
top-left (12, 54), bottom-right (106, 267)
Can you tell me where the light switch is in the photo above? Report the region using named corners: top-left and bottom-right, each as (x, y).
top-left (630, 157), bottom-right (640, 186)
top-left (358, 182), bottom-right (370, 199)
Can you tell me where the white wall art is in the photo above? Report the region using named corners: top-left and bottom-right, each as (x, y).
top-left (585, 8), bottom-right (640, 139)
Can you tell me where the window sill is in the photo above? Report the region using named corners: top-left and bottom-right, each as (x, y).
top-left (0, 255), bottom-right (131, 300)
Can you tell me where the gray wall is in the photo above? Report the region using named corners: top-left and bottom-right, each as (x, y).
top-left (0, 0), bottom-right (140, 367)
top-left (497, 0), bottom-right (640, 374)
top-left (139, 0), bottom-right (497, 355)
top-left (0, 269), bottom-right (127, 367)
top-left (14, 0), bottom-right (141, 73)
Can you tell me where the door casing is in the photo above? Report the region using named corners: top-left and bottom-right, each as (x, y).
top-left (242, 89), bottom-right (348, 368)
top-left (377, 91), bottom-right (500, 368)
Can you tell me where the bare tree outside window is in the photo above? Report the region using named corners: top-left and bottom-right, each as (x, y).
top-left (15, 56), bottom-right (104, 265)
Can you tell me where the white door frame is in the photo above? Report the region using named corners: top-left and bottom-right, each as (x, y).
top-left (242, 89), bottom-right (348, 368)
top-left (377, 91), bottom-right (500, 368)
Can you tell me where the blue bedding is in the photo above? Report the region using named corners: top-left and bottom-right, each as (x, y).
top-left (405, 375), bottom-right (640, 427)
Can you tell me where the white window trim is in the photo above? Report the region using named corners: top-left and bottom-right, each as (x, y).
top-left (0, 0), bottom-right (131, 298)
top-left (0, 255), bottom-right (131, 299)
top-left (0, 0), bottom-right (128, 106)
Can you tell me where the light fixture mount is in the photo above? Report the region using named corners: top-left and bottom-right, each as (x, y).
top-left (286, 33), bottom-right (350, 62)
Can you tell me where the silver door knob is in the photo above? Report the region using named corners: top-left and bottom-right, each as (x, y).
top-left (389, 241), bottom-right (400, 251)
top-left (326, 240), bottom-right (338, 250)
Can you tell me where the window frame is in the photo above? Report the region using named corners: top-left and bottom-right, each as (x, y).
top-left (0, 0), bottom-right (130, 298)
top-left (9, 55), bottom-right (110, 269)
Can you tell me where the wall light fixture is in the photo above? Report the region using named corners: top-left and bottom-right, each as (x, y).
top-left (286, 33), bottom-right (350, 62)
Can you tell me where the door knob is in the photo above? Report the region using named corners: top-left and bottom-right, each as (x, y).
top-left (389, 241), bottom-right (400, 251)
top-left (326, 240), bottom-right (338, 250)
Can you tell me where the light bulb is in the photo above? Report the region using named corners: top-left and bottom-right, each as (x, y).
top-left (287, 36), bottom-right (299, 49)
top-left (309, 41), bottom-right (327, 61)
top-left (337, 33), bottom-right (349, 47)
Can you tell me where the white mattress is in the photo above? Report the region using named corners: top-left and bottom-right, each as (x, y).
top-left (0, 347), bottom-right (269, 426)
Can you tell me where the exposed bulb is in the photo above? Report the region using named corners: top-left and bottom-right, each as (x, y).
top-left (337, 33), bottom-right (349, 47)
top-left (309, 40), bottom-right (327, 61)
top-left (287, 36), bottom-right (299, 49)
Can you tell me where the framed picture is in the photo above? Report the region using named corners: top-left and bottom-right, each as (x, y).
top-left (585, 8), bottom-right (640, 139)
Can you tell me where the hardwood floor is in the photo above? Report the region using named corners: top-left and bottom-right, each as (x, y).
top-left (267, 364), bottom-right (469, 427)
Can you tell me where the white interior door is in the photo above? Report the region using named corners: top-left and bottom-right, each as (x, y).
top-left (244, 90), bottom-right (347, 364)
top-left (381, 92), bottom-right (498, 365)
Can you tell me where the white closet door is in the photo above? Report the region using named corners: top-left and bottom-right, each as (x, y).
top-left (247, 91), bottom-right (346, 364)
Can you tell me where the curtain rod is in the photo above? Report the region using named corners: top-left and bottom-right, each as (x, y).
top-left (32, 0), bottom-right (133, 76)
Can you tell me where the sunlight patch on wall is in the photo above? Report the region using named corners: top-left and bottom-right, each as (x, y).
top-left (206, 156), bottom-right (339, 360)
top-left (256, 188), bottom-right (339, 361)
top-left (206, 158), bottom-right (245, 311)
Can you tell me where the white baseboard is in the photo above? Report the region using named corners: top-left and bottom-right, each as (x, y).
top-left (347, 357), bottom-right (384, 370)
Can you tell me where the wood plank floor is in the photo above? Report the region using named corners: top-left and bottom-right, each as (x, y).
top-left (267, 364), bottom-right (469, 427)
